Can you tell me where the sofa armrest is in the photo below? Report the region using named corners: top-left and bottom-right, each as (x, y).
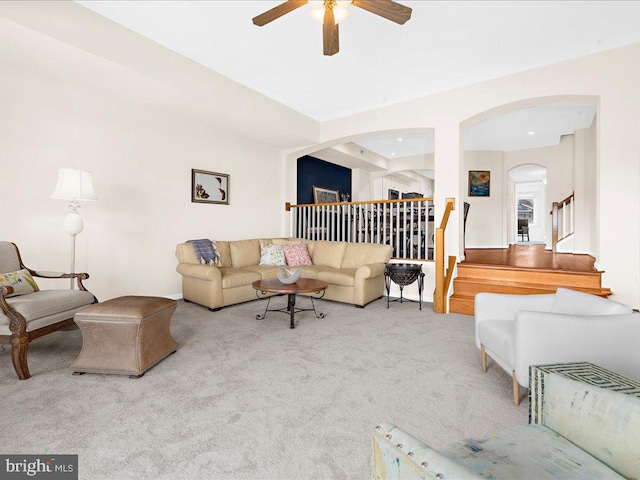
top-left (355, 263), bottom-right (386, 281)
top-left (474, 292), bottom-right (555, 349)
top-left (373, 424), bottom-right (483, 480)
top-left (176, 264), bottom-right (222, 281)
top-left (514, 311), bottom-right (640, 386)
top-left (539, 372), bottom-right (640, 478)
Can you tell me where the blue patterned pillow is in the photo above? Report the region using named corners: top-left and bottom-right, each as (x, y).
top-left (259, 245), bottom-right (287, 266)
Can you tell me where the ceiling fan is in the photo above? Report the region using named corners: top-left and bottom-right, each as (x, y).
top-left (252, 0), bottom-right (412, 56)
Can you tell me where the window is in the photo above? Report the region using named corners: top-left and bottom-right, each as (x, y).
top-left (518, 198), bottom-right (534, 224)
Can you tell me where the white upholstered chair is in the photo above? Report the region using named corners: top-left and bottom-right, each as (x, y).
top-left (475, 288), bottom-right (640, 404)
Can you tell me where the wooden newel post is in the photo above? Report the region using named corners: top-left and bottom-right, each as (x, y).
top-left (434, 228), bottom-right (445, 313)
top-left (434, 198), bottom-right (456, 314)
top-left (551, 202), bottom-right (558, 252)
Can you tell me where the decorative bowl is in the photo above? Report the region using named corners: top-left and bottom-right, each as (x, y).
top-left (277, 267), bottom-right (302, 284)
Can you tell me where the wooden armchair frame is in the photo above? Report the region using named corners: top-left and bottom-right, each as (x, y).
top-left (0, 242), bottom-right (97, 379)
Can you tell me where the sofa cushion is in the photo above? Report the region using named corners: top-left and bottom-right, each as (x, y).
top-left (242, 265), bottom-right (279, 280)
top-left (478, 320), bottom-right (514, 367)
top-left (312, 241), bottom-right (347, 269)
top-left (317, 268), bottom-right (356, 287)
top-left (299, 265), bottom-right (325, 279)
top-left (220, 268), bottom-right (261, 289)
top-left (341, 242), bottom-right (392, 269)
top-left (0, 269), bottom-right (40, 297)
top-left (282, 243), bottom-right (312, 267)
top-left (551, 288), bottom-right (632, 315)
top-left (230, 239), bottom-right (260, 268)
top-left (440, 424), bottom-right (624, 480)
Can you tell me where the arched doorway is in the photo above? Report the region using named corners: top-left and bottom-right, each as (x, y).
top-left (508, 164), bottom-right (547, 245)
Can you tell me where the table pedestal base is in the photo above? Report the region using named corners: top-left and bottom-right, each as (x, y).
top-left (255, 292), bottom-right (325, 329)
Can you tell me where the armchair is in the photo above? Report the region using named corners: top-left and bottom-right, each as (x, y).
top-left (475, 288), bottom-right (640, 404)
top-left (0, 241), bottom-right (97, 379)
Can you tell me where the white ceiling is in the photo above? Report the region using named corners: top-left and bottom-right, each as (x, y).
top-left (464, 104), bottom-right (597, 152)
top-left (76, 1), bottom-right (640, 122)
top-left (354, 132), bottom-right (435, 159)
top-left (343, 103), bottom-right (596, 160)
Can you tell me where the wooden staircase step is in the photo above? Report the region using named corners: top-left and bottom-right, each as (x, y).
top-left (449, 294), bottom-right (475, 316)
top-left (450, 264), bottom-right (611, 316)
top-left (452, 277), bottom-right (611, 297)
top-left (456, 264), bottom-right (603, 289)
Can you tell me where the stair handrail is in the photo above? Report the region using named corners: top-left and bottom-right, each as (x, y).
top-left (550, 192), bottom-right (575, 252)
top-left (434, 198), bottom-right (456, 313)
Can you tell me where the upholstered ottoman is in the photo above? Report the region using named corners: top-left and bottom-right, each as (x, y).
top-left (71, 296), bottom-right (178, 378)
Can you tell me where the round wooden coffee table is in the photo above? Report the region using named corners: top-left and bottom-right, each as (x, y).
top-left (252, 278), bottom-right (328, 329)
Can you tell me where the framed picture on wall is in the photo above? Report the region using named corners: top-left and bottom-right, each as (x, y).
top-left (388, 189), bottom-right (399, 200)
top-left (468, 170), bottom-right (490, 197)
top-left (312, 186), bottom-right (340, 204)
top-left (192, 169), bottom-right (229, 205)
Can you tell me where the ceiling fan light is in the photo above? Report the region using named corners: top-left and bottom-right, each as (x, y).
top-left (333, 7), bottom-right (350, 24)
top-left (308, 0), bottom-right (324, 9)
top-left (309, 8), bottom-right (325, 23)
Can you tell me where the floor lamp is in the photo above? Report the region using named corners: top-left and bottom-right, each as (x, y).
top-left (51, 168), bottom-right (98, 289)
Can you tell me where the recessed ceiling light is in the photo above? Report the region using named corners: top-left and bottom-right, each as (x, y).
top-left (391, 152), bottom-right (396, 156)
top-left (526, 131), bottom-right (536, 136)
top-left (397, 137), bottom-right (403, 142)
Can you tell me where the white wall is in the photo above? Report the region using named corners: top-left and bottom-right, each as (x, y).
top-left (0, 35), bottom-right (303, 302)
top-left (573, 119), bottom-right (598, 255)
top-left (463, 151), bottom-right (504, 248)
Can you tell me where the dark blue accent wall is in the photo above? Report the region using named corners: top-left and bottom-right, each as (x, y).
top-left (297, 156), bottom-right (352, 204)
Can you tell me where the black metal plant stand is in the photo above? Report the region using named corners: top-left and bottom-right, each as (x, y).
top-left (385, 263), bottom-right (425, 310)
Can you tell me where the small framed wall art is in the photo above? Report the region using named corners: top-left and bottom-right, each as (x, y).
top-left (468, 170), bottom-right (490, 197)
top-left (312, 186), bottom-right (340, 204)
top-left (192, 169), bottom-right (229, 205)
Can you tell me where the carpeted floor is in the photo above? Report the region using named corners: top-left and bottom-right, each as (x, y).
top-left (0, 298), bottom-right (527, 479)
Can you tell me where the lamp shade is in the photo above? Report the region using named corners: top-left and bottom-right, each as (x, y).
top-left (51, 168), bottom-right (98, 201)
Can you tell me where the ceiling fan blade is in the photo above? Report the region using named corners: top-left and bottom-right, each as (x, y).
top-left (323, 8), bottom-right (339, 56)
top-left (352, 0), bottom-right (412, 25)
top-left (252, 0), bottom-right (307, 26)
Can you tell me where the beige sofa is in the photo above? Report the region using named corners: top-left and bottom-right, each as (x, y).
top-left (175, 238), bottom-right (393, 310)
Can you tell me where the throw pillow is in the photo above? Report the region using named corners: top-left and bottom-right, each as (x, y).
top-left (0, 269), bottom-right (40, 297)
top-left (259, 245), bottom-right (287, 266)
top-left (259, 238), bottom-right (274, 256)
top-left (282, 243), bottom-right (313, 267)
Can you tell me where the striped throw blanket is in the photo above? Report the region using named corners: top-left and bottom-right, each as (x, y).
top-left (187, 239), bottom-right (221, 266)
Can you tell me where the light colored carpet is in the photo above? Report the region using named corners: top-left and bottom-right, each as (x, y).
top-left (0, 298), bottom-right (527, 479)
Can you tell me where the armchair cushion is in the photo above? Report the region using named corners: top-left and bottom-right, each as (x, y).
top-left (1, 290), bottom-right (95, 325)
top-left (0, 269), bottom-right (39, 297)
top-left (478, 320), bottom-right (514, 366)
top-left (551, 287), bottom-right (633, 315)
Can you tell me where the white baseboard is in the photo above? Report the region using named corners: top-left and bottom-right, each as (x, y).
top-left (165, 293), bottom-right (183, 300)
top-left (466, 245), bottom-right (509, 249)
